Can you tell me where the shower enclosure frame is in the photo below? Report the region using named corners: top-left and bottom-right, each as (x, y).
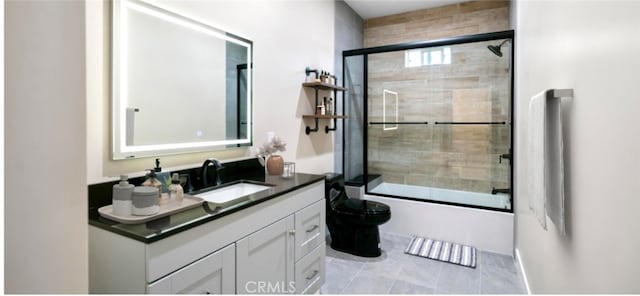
top-left (342, 30), bottom-right (515, 213)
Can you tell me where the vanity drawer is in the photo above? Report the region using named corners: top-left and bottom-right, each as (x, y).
top-left (294, 244), bottom-right (325, 294)
top-left (294, 199), bottom-right (325, 261)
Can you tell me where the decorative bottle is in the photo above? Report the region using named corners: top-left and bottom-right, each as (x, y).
top-left (169, 173), bottom-right (184, 203)
top-left (112, 175), bottom-right (134, 216)
top-left (142, 170), bottom-right (163, 199)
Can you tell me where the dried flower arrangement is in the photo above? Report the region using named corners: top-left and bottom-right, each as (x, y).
top-left (256, 135), bottom-right (287, 167)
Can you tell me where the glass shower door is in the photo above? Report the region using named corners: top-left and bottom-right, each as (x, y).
top-left (363, 39), bottom-right (513, 211)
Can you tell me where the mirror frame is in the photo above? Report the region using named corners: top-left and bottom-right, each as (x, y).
top-left (112, 0), bottom-right (253, 159)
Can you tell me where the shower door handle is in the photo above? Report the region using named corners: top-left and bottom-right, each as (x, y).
top-left (499, 153), bottom-right (511, 164)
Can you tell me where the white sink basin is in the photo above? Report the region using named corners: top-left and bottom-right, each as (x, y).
top-left (195, 182), bottom-right (273, 207)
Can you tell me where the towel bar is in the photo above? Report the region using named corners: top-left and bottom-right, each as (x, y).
top-left (549, 89), bottom-right (573, 99)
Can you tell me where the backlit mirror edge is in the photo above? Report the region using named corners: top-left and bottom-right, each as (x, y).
top-left (111, 0), bottom-right (254, 160)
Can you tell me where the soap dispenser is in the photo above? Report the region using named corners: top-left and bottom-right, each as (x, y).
top-left (142, 170), bottom-right (163, 199)
top-left (153, 158), bottom-right (171, 193)
top-left (169, 173), bottom-right (184, 203)
top-left (112, 174), bottom-right (134, 216)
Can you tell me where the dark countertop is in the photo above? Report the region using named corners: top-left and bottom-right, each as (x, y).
top-left (89, 173), bottom-right (326, 244)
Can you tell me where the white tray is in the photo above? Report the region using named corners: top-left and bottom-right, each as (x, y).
top-left (98, 195), bottom-right (204, 224)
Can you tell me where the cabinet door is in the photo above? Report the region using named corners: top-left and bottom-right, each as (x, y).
top-left (148, 244), bottom-right (235, 294)
top-left (236, 215), bottom-right (295, 294)
top-left (294, 200), bottom-right (325, 261)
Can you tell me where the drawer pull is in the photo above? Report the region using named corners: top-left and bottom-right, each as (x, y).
top-left (288, 229), bottom-right (296, 235)
top-left (305, 225), bottom-right (319, 233)
top-left (306, 270), bottom-right (319, 280)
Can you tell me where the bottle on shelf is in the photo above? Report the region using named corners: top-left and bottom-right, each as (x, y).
top-left (319, 97), bottom-right (326, 115)
top-left (322, 71), bottom-right (332, 84)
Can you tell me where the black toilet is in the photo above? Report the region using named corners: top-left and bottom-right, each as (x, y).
top-left (325, 173), bottom-right (391, 257)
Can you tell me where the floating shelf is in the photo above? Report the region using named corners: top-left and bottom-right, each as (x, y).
top-left (302, 68), bottom-right (348, 135)
top-left (302, 81), bottom-right (347, 91)
top-left (302, 114), bottom-right (348, 119)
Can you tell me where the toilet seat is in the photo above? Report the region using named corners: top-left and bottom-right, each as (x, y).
top-left (332, 198), bottom-right (391, 225)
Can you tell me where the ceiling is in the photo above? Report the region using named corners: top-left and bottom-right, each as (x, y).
top-left (343, 0), bottom-right (470, 20)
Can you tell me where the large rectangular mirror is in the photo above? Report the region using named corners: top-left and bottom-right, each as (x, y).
top-left (112, 0), bottom-right (252, 159)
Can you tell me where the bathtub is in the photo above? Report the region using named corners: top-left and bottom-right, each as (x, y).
top-left (369, 182), bottom-right (511, 210)
top-left (354, 182), bottom-right (514, 255)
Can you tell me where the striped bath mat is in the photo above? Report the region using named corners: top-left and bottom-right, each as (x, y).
top-left (405, 236), bottom-right (477, 268)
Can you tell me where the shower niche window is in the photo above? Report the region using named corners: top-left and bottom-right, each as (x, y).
top-left (405, 47), bottom-right (452, 67)
top-left (343, 31), bottom-right (514, 212)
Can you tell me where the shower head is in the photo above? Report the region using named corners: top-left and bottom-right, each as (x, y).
top-left (488, 39), bottom-right (510, 57)
top-left (488, 45), bottom-right (503, 57)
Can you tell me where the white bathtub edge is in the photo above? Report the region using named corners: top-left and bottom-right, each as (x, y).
top-left (366, 194), bottom-right (514, 255)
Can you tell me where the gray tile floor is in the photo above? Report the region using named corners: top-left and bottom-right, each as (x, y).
top-left (321, 232), bottom-right (526, 294)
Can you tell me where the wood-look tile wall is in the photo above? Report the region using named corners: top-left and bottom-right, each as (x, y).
top-left (364, 1), bottom-right (510, 47)
top-left (365, 1), bottom-right (511, 195)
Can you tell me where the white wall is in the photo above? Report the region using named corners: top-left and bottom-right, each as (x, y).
top-left (514, 0), bottom-right (640, 293)
top-left (5, 0), bottom-right (88, 293)
top-left (87, 0), bottom-right (336, 183)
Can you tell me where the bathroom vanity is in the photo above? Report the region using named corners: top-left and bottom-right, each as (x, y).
top-left (89, 173), bottom-right (326, 294)
top-left (99, 1), bottom-right (326, 292)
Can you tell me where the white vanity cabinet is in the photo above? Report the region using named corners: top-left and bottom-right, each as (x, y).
top-left (90, 180), bottom-right (325, 294)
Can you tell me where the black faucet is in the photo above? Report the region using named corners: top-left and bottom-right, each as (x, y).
top-left (202, 158), bottom-right (224, 188)
top-left (491, 187), bottom-right (511, 195)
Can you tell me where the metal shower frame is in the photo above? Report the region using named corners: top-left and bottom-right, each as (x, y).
top-left (341, 30), bottom-right (515, 213)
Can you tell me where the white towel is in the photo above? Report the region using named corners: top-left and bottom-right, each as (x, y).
top-left (527, 90), bottom-right (566, 235)
top-left (545, 92), bottom-right (566, 236)
top-left (528, 91), bottom-right (548, 230)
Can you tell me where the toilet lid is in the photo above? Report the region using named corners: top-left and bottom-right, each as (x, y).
top-left (334, 198), bottom-right (390, 215)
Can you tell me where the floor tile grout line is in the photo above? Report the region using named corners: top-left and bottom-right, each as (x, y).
top-left (433, 262), bottom-right (444, 293)
top-left (479, 258), bottom-right (483, 293)
top-left (384, 258), bottom-right (405, 294)
top-left (338, 256), bottom-right (365, 294)
top-left (386, 277), bottom-right (396, 294)
top-left (479, 251), bottom-right (483, 294)
top-left (433, 259), bottom-right (444, 294)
